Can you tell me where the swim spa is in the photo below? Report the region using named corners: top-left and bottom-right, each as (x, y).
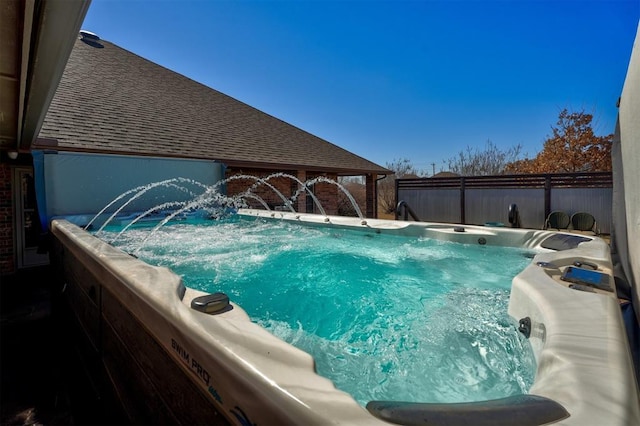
top-left (49, 209), bottom-right (640, 425)
top-left (99, 214), bottom-right (537, 407)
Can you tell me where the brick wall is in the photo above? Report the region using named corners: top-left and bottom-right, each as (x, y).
top-left (225, 169), bottom-right (339, 215)
top-left (0, 162), bottom-right (15, 275)
top-left (306, 172), bottom-right (338, 215)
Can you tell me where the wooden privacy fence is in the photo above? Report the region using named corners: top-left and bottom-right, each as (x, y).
top-left (395, 172), bottom-right (613, 234)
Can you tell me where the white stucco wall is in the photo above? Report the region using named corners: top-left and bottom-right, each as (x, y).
top-left (36, 152), bottom-right (224, 223)
top-left (614, 20), bottom-right (640, 318)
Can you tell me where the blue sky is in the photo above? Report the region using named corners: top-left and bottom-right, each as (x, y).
top-left (82, 0), bottom-right (639, 174)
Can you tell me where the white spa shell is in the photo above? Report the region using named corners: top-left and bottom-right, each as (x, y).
top-left (51, 210), bottom-right (640, 425)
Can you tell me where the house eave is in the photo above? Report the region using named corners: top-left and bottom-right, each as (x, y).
top-left (0, 0), bottom-right (91, 153)
top-left (29, 143), bottom-right (391, 176)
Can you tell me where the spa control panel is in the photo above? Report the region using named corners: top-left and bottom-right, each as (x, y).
top-left (537, 260), bottom-right (615, 295)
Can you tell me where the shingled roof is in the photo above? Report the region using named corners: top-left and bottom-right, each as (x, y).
top-left (37, 35), bottom-right (390, 176)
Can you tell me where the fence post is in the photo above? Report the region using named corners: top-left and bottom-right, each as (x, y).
top-left (544, 176), bottom-right (551, 221)
top-left (460, 177), bottom-right (466, 224)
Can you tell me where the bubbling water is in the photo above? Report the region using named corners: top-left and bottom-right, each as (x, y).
top-left (100, 216), bottom-right (537, 406)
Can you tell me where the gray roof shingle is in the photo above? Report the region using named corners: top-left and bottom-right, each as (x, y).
top-left (38, 37), bottom-right (390, 175)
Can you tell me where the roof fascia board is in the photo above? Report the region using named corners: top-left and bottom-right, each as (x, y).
top-left (19, 0), bottom-right (91, 151)
top-left (16, 0), bottom-right (36, 146)
top-left (222, 159), bottom-right (391, 175)
top-left (32, 144), bottom-right (391, 175)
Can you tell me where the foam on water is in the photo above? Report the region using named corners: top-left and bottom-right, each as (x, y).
top-left (101, 216), bottom-right (537, 405)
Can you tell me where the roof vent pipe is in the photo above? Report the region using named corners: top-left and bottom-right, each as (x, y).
top-left (80, 30), bottom-right (99, 41)
top-left (79, 30), bottom-right (104, 48)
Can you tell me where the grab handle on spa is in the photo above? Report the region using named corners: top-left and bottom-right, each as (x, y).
top-left (395, 200), bottom-right (421, 222)
top-left (191, 292), bottom-right (231, 314)
top-left (366, 394), bottom-right (570, 426)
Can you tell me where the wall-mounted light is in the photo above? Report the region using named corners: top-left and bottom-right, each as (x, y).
top-left (7, 151), bottom-right (18, 160)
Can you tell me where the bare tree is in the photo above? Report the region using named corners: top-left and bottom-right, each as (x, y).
top-left (378, 158), bottom-right (422, 215)
top-left (445, 140), bottom-right (524, 176)
top-left (337, 177), bottom-right (366, 217)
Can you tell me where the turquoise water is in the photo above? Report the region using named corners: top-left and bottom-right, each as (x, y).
top-left (101, 216), bottom-right (537, 406)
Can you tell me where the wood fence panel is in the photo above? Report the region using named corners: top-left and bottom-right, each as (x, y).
top-left (550, 188), bottom-right (612, 233)
top-left (465, 188), bottom-right (544, 228)
top-left (398, 189), bottom-right (460, 223)
top-left (395, 172), bottom-right (612, 233)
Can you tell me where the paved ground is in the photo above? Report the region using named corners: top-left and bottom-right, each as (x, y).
top-left (1, 267), bottom-right (68, 425)
top-left (0, 267), bottom-right (124, 425)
